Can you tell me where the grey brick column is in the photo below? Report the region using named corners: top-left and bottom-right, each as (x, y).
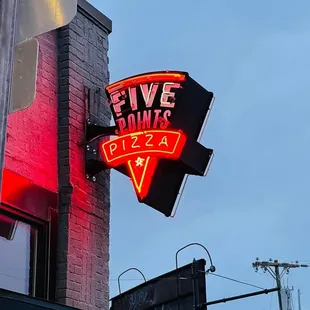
top-left (57, 1), bottom-right (112, 309)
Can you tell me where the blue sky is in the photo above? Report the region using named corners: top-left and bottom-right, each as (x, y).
top-left (89, 1), bottom-right (310, 309)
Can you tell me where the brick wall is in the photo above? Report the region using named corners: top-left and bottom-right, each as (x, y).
top-left (56, 2), bottom-right (112, 309)
top-left (5, 32), bottom-right (58, 192)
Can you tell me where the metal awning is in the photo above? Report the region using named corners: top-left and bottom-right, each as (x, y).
top-left (0, 288), bottom-right (77, 309)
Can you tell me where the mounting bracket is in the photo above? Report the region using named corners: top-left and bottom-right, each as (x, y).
top-left (85, 119), bottom-right (117, 143)
top-left (84, 119), bottom-right (116, 181)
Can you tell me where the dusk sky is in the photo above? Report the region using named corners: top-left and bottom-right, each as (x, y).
top-left (90, 1), bottom-right (310, 309)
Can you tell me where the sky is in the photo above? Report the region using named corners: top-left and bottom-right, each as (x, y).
top-left (89, 1), bottom-right (310, 309)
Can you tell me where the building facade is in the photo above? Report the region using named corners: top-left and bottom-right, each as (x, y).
top-left (0, 1), bottom-right (112, 309)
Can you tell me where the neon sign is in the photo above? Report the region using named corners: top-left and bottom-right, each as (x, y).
top-left (85, 70), bottom-right (215, 217)
top-left (100, 129), bottom-right (187, 199)
top-left (101, 130), bottom-right (186, 167)
top-left (107, 72), bottom-right (185, 135)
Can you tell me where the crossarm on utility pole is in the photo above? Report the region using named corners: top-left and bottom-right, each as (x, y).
top-left (252, 259), bottom-right (308, 310)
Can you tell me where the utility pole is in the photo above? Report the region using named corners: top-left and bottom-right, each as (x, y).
top-left (0, 0), bottom-right (18, 194)
top-left (274, 260), bottom-right (284, 310)
top-left (253, 259), bottom-right (308, 310)
top-left (298, 289), bottom-right (302, 310)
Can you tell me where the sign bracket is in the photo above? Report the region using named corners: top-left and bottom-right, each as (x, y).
top-left (83, 119), bottom-right (115, 181)
top-left (85, 158), bottom-right (107, 181)
top-left (82, 119), bottom-right (117, 145)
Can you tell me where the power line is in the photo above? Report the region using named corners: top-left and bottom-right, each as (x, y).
top-left (110, 278), bottom-right (144, 281)
top-left (110, 272), bottom-right (265, 291)
top-left (208, 272), bottom-right (264, 290)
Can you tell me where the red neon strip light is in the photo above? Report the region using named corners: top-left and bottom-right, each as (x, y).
top-left (100, 129), bottom-right (187, 200)
top-left (106, 72), bottom-right (186, 94)
top-left (127, 157), bottom-right (158, 200)
top-left (100, 130), bottom-right (186, 168)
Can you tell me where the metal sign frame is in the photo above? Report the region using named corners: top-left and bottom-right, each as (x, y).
top-left (110, 259), bottom-right (207, 310)
top-left (15, 0), bottom-right (77, 44)
top-left (10, 38), bottom-right (39, 113)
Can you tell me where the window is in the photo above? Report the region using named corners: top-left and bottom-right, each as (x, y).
top-left (0, 213), bottom-right (32, 294)
top-left (0, 207), bottom-right (49, 298)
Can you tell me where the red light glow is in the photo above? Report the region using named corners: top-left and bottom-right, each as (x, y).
top-left (100, 129), bottom-right (187, 199)
top-left (101, 130), bottom-right (186, 167)
top-left (106, 72), bottom-right (186, 94)
top-left (127, 156), bottom-right (158, 200)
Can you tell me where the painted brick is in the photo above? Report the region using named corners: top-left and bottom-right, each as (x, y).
top-left (56, 3), bottom-right (111, 310)
top-left (3, 4), bottom-right (111, 308)
top-left (5, 32), bottom-right (58, 192)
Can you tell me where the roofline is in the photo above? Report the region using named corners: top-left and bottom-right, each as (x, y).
top-left (78, 0), bottom-right (112, 34)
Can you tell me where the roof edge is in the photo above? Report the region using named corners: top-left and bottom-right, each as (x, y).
top-left (77, 0), bottom-right (112, 34)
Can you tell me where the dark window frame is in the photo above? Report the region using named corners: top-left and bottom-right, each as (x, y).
top-left (0, 203), bottom-right (57, 300)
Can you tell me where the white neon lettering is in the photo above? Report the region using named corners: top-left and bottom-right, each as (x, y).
top-left (131, 136), bottom-right (140, 148)
top-left (140, 83), bottom-right (158, 108)
top-left (160, 82), bottom-right (181, 108)
top-left (110, 143), bottom-right (117, 155)
top-left (159, 136), bottom-right (168, 147)
top-left (145, 134), bottom-right (154, 147)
